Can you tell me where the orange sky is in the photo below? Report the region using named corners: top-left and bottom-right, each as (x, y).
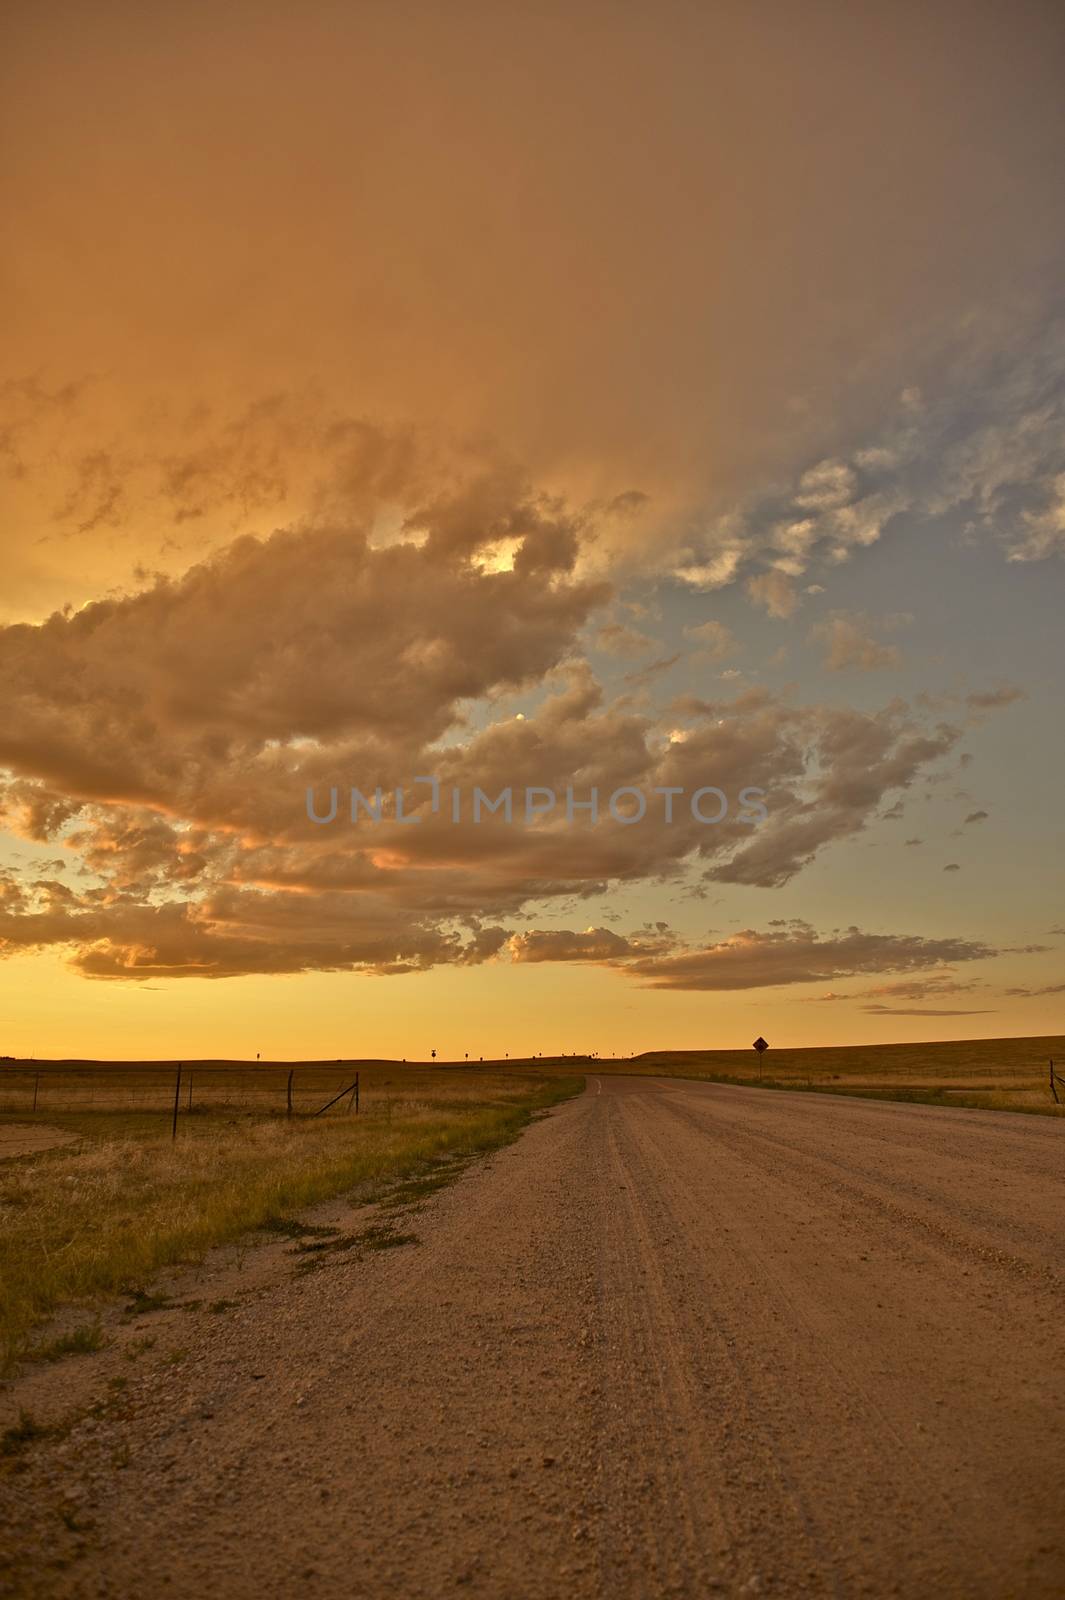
top-left (2, 1), bottom-right (1063, 1056)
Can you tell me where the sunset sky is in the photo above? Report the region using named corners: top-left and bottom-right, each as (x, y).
top-left (1, 1), bottom-right (1063, 1059)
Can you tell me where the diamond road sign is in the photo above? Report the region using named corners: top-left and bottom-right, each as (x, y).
top-left (753, 1037), bottom-right (768, 1052)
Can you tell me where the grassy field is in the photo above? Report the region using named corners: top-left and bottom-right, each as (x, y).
top-left (606, 1034), bottom-right (1065, 1116)
top-left (0, 1064), bottom-right (580, 1373)
top-left (0, 1060), bottom-right (487, 1119)
top-left (4, 1037), bottom-right (1063, 1123)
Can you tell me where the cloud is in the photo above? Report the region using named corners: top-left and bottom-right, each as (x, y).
top-left (507, 926), bottom-right (671, 964)
top-left (809, 611), bottom-right (903, 672)
top-left (672, 546), bottom-right (745, 593)
top-left (746, 571), bottom-right (799, 619)
top-left (9, 318), bottom-right (1064, 639)
top-left (1003, 982), bottom-right (1065, 998)
top-left (622, 652), bottom-right (683, 688)
top-left (794, 460), bottom-right (858, 511)
top-left (667, 322), bottom-right (1065, 617)
top-left (682, 444), bottom-right (909, 596)
top-left (0, 485), bottom-right (979, 980)
top-left (942, 862), bottom-right (961, 872)
top-left (963, 810), bottom-right (989, 825)
top-left (4, 5), bottom-right (1064, 642)
top-left (594, 621), bottom-right (654, 658)
top-left (858, 1005), bottom-right (996, 1016)
top-left (0, 671), bottom-right (968, 977)
top-left (682, 620), bottom-right (737, 661)
top-left (1007, 470), bottom-right (1065, 561)
top-left (102, 901), bottom-right (502, 981)
top-left (0, 470), bottom-right (607, 797)
top-left (609, 921), bottom-right (991, 992)
top-left (708, 699), bottom-right (961, 888)
top-left (499, 920), bottom-right (995, 998)
top-left (807, 974), bottom-right (984, 1005)
top-left (965, 686), bottom-right (1025, 711)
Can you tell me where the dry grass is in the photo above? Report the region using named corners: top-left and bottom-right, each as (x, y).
top-left (0, 1068), bottom-right (580, 1372)
top-left (0, 1061), bottom-right (529, 1119)
top-left (608, 1035), bottom-right (1065, 1116)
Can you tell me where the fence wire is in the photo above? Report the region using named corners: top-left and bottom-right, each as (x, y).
top-left (0, 1065), bottom-right (363, 1118)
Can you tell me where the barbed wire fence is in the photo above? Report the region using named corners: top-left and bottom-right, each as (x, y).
top-left (0, 1064), bottom-right (364, 1130)
top-left (1050, 1059), bottom-right (1064, 1104)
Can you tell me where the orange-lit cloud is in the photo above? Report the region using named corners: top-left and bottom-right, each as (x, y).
top-left (0, 479), bottom-right (993, 983)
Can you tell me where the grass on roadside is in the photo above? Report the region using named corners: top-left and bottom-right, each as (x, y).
top-left (26, 1321), bottom-right (107, 1363)
top-left (603, 1036), bottom-right (1065, 1117)
top-left (631, 1071), bottom-right (1065, 1116)
top-left (0, 1070), bottom-right (580, 1373)
top-left (0, 1410), bottom-right (55, 1458)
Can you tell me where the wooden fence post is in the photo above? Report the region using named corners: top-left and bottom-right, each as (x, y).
top-left (32, 1072), bottom-right (39, 1113)
top-left (311, 1079), bottom-right (360, 1117)
top-left (347, 1073), bottom-right (359, 1115)
top-left (1052, 1059), bottom-right (1060, 1105)
top-left (172, 1064), bottom-right (183, 1141)
top-left (286, 1069), bottom-right (295, 1118)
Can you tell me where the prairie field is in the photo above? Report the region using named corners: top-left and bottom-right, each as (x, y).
top-left (607, 1033), bottom-right (1065, 1115)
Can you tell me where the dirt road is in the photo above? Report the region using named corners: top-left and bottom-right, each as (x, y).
top-left (0, 1125), bottom-right (78, 1161)
top-left (2, 1077), bottom-right (1063, 1599)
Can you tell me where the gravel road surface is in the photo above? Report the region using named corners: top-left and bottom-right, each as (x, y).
top-left (2, 1076), bottom-right (1062, 1599)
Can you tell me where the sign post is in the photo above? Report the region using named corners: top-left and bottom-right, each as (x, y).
top-left (752, 1036), bottom-right (768, 1081)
